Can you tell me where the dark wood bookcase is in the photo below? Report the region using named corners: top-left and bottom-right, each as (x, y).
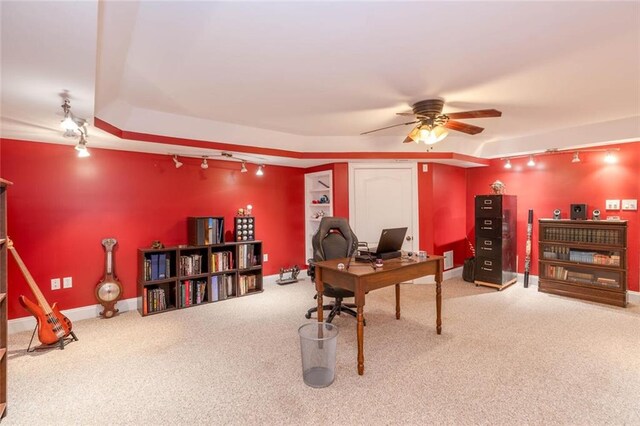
top-left (0, 178), bottom-right (11, 419)
top-left (538, 219), bottom-right (627, 307)
top-left (137, 241), bottom-right (263, 316)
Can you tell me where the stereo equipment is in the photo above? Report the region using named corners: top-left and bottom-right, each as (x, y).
top-left (592, 209), bottom-right (601, 220)
top-left (570, 204), bottom-right (587, 220)
top-left (553, 209), bottom-right (561, 220)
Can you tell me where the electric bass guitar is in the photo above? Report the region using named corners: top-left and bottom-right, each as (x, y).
top-left (7, 238), bottom-right (74, 346)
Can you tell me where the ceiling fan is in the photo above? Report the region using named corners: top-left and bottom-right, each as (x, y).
top-left (361, 99), bottom-right (502, 145)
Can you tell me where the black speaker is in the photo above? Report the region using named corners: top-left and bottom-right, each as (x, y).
top-left (553, 209), bottom-right (561, 220)
top-left (570, 204), bottom-right (587, 220)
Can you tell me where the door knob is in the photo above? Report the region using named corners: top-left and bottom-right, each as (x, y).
top-left (406, 236), bottom-right (413, 241)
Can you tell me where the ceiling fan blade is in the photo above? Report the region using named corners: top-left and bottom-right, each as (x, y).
top-left (446, 109), bottom-right (502, 119)
top-left (444, 120), bottom-right (485, 135)
top-left (360, 120), bottom-right (419, 135)
top-left (396, 112), bottom-right (416, 117)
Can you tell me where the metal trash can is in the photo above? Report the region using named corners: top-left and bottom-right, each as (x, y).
top-left (298, 322), bottom-right (338, 388)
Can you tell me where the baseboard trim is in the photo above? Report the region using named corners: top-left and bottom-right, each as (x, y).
top-left (9, 275), bottom-right (283, 335)
top-left (9, 272), bottom-right (636, 334)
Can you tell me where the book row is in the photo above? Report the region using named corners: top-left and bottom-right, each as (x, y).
top-left (543, 264), bottom-right (620, 288)
top-left (179, 254), bottom-right (203, 276)
top-left (144, 254), bottom-right (171, 281)
top-left (180, 279), bottom-right (207, 307)
top-left (189, 217), bottom-right (224, 245)
top-left (543, 227), bottom-right (622, 245)
top-left (542, 247), bottom-right (621, 266)
top-left (143, 288), bottom-right (168, 314)
top-left (212, 251), bottom-right (234, 272)
top-left (238, 243), bottom-right (259, 269)
top-left (238, 274), bottom-right (258, 296)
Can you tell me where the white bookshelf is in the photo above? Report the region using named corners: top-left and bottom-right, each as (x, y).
top-left (304, 170), bottom-right (333, 264)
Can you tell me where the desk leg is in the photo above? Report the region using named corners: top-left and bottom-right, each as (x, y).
top-left (357, 304), bottom-right (364, 375)
top-left (315, 267), bottom-right (324, 323)
top-left (395, 283), bottom-right (401, 319)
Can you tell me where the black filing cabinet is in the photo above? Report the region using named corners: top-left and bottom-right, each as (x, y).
top-left (474, 195), bottom-right (517, 290)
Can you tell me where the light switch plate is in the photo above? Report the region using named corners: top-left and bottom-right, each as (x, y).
top-left (63, 276), bottom-right (72, 288)
top-left (621, 199), bottom-right (637, 211)
top-left (605, 199), bottom-right (620, 210)
top-left (51, 278), bottom-right (61, 290)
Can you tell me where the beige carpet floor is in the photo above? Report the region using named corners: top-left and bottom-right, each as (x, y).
top-left (5, 277), bottom-right (640, 425)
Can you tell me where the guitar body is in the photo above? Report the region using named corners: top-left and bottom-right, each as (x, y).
top-left (19, 295), bottom-right (72, 345)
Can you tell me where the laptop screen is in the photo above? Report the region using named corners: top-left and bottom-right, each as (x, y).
top-left (374, 227), bottom-right (408, 254)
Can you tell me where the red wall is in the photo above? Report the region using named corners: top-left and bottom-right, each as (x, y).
top-left (417, 163), bottom-right (468, 264)
top-left (1, 139), bottom-right (306, 319)
top-left (466, 143), bottom-right (640, 291)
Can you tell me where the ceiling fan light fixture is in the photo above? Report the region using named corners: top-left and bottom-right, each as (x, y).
top-left (74, 132), bottom-right (90, 158)
top-left (416, 125), bottom-right (448, 145)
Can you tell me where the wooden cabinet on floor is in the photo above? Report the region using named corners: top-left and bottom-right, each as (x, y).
top-left (538, 219), bottom-right (627, 307)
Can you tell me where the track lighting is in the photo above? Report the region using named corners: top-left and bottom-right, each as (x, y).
top-left (571, 152), bottom-right (581, 163)
top-left (60, 99), bottom-right (86, 135)
top-left (527, 155), bottom-right (536, 167)
top-left (604, 150), bottom-right (616, 164)
top-left (504, 159), bottom-right (512, 169)
top-left (168, 152), bottom-right (265, 176)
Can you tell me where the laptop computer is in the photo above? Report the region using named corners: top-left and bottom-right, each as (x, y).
top-left (356, 227), bottom-right (408, 260)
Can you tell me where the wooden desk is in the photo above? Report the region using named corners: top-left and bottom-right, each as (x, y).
top-left (314, 255), bottom-right (444, 375)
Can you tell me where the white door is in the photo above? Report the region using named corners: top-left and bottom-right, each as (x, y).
top-left (348, 163), bottom-right (418, 253)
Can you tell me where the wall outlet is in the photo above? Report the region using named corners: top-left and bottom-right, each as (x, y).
top-left (51, 278), bottom-right (61, 290)
top-left (443, 250), bottom-right (454, 270)
top-left (263, 253), bottom-right (268, 262)
top-left (63, 276), bottom-right (72, 288)
top-left (622, 199), bottom-right (637, 211)
top-left (605, 200), bottom-right (620, 210)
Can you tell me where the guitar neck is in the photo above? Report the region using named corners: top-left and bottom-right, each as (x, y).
top-left (8, 244), bottom-right (54, 314)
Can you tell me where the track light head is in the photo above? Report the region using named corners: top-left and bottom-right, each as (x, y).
top-left (572, 152), bottom-right (581, 163)
top-left (527, 155), bottom-right (535, 167)
top-left (504, 159), bottom-right (512, 169)
top-left (201, 157), bottom-right (209, 169)
top-left (173, 155), bottom-right (183, 168)
top-left (240, 161), bottom-right (248, 173)
top-left (256, 165), bottom-right (264, 176)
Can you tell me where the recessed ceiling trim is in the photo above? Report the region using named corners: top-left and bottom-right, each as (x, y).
top-left (93, 117), bottom-right (490, 166)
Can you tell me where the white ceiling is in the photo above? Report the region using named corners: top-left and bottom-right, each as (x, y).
top-left (1, 1), bottom-right (639, 168)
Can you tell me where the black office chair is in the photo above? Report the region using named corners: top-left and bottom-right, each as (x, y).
top-left (305, 217), bottom-right (363, 324)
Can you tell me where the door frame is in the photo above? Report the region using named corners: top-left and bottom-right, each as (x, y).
top-left (348, 162), bottom-right (419, 253)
